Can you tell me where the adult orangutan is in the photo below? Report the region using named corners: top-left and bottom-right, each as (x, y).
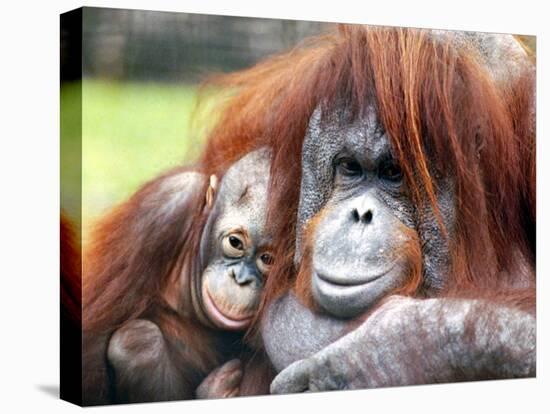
top-left (82, 149), bottom-right (275, 405)
top-left (197, 26), bottom-right (536, 391)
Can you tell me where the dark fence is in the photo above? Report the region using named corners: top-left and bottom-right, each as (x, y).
top-left (79, 7), bottom-right (331, 82)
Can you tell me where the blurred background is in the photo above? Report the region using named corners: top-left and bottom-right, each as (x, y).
top-left (61, 7), bottom-right (330, 241)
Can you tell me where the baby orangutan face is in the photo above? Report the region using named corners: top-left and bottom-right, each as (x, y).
top-left (199, 149), bottom-right (273, 330)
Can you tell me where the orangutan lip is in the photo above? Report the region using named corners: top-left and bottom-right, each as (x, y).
top-left (314, 269), bottom-right (388, 287)
top-left (204, 287), bottom-right (254, 325)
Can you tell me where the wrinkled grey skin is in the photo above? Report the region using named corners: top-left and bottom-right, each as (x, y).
top-left (262, 294), bottom-right (349, 372)
top-left (108, 149), bottom-right (273, 402)
top-left (262, 32), bottom-right (535, 392)
top-left (297, 107), bottom-right (453, 319)
top-left (269, 295), bottom-right (535, 393)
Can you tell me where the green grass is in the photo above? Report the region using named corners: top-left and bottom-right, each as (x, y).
top-left (61, 79), bottom-right (210, 240)
top-left (80, 79), bottom-right (206, 233)
top-left (61, 82), bottom-right (83, 232)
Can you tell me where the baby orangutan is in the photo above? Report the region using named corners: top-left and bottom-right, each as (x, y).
top-left (84, 149), bottom-right (274, 404)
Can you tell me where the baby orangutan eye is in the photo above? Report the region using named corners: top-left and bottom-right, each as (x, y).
top-left (256, 252), bottom-right (274, 275)
top-left (222, 234), bottom-right (245, 258)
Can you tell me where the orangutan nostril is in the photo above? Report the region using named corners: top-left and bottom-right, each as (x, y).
top-left (362, 210), bottom-right (373, 224)
top-left (238, 278), bottom-right (253, 286)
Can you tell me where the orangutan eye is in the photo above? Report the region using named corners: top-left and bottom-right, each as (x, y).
top-left (261, 253), bottom-right (273, 265)
top-left (336, 157), bottom-right (362, 177)
top-left (256, 252), bottom-right (274, 275)
top-left (229, 236), bottom-right (243, 249)
top-left (222, 234), bottom-right (245, 258)
top-left (379, 161), bottom-right (403, 182)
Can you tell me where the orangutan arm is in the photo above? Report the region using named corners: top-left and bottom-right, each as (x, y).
top-left (195, 359), bottom-right (243, 399)
top-left (107, 319), bottom-right (198, 403)
top-left (267, 295), bottom-right (535, 393)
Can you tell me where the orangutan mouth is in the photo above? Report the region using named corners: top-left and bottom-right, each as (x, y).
top-left (203, 286), bottom-right (254, 330)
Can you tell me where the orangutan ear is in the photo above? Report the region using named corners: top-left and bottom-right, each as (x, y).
top-left (205, 174), bottom-right (218, 209)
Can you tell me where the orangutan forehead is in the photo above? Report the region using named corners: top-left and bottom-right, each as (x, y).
top-left (206, 148), bottom-right (272, 248)
top-left (338, 116), bottom-right (391, 166)
top-left (309, 105), bottom-right (391, 162)
top-left (217, 148), bottom-right (271, 205)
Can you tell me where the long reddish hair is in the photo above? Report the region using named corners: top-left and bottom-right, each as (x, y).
top-left (197, 25), bottom-right (536, 317)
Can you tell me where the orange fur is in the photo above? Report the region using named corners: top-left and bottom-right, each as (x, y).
top-left (195, 25), bottom-right (535, 318)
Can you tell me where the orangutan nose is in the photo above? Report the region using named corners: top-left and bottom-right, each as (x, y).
top-left (232, 264), bottom-right (257, 286)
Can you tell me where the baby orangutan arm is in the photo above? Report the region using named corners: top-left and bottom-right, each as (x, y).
top-left (108, 319), bottom-right (196, 402)
top-left (195, 359), bottom-right (243, 399)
